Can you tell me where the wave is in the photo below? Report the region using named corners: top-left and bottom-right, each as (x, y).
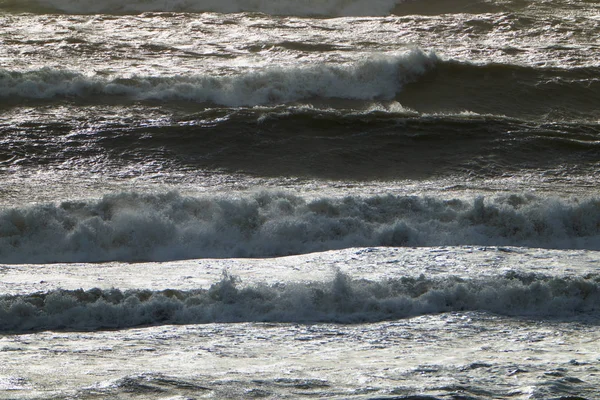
top-left (1, 55), bottom-right (598, 122)
top-left (397, 62), bottom-right (600, 120)
top-left (2, 191), bottom-right (600, 264)
top-left (0, 49), bottom-right (436, 107)
top-left (1, 270), bottom-right (598, 332)
top-left (3, 104), bottom-right (599, 180)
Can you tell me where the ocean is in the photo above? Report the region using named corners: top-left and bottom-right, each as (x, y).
top-left (1, 0), bottom-right (599, 398)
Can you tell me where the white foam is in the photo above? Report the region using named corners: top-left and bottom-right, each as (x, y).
top-left (1, 270), bottom-right (598, 332)
top-left (2, 191), bottom-right (600, 264)
top-left (2, 0), bottom-right (403, 16)
top-left (0, 49), bottom-right (437, 106)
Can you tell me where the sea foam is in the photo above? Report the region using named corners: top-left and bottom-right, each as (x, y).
top-left (2, 191), bottom-right (600, 264)
top-left (1, 270), bottom-right (598, 332)
top-left (0, 50), bottom-right (437, 106)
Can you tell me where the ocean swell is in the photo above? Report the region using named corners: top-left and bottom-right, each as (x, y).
top-left (2, 191), bottom-right (600, 264)
top-left (2, 56), bottom-right (597, 122)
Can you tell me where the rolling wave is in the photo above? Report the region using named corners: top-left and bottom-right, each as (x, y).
top-left (1, 54), bottom-right (597, 122)
top-left (0, 49), bottom-right (436, 106)
top-left (2, 191), bottom-right (600, 264)
top-left (1, 271), bottom-right (598, 332)
top-left (2, 104), bottom-right (599, 180)
top-left (397, 61), bottom-right (600, 119)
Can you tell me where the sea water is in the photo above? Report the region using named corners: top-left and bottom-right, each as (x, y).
top-left (1, 0), bottom-right (599, 398)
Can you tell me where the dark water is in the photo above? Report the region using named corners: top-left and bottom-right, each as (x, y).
top-left (2, 105), bottom-right (600, 180)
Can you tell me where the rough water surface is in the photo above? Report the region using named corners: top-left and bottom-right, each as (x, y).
top-left (1, 0), bottom-right (599, 398)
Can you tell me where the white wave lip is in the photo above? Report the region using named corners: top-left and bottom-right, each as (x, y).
top-left (1, 271), bottom-right (599, 332)
top-left (0, 49), bottom-right (437, 106)
top-left (2, 191), bottom-right (600, 264)
top-left (0, 0), bottom-right (402, 16)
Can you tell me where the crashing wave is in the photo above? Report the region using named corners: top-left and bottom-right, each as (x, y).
top-left (1, 270), bottom-right (598, 332)
top-left (0, 49), bottom-right (437, 106)
top-left (2, 190), bottom-right (600, 264)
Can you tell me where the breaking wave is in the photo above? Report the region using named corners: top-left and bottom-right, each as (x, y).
top-left (2, 191), bottom-right (600, 264)
top-left (1, 271), bottom-right (598, 332)
top-left (0, 50), bottom-right (435, 106)
top-left (2, 55), bottom-right (598, 122)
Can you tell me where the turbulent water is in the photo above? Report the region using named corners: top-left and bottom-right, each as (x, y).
top-left (1, 0), bottom-right (600, 399)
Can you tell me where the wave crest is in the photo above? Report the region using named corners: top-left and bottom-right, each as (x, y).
top-left (0, 49), bottom-right (436, 106)
top-left (1, 270), bottom-right (598, 332)
top-left (2, 191), bottom-right (600, 264)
